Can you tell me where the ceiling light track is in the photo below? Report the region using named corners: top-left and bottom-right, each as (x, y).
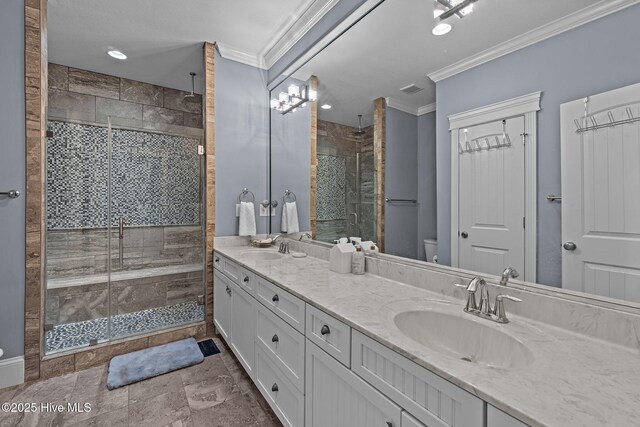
top-left (439, 0), bottom-right (478, 20)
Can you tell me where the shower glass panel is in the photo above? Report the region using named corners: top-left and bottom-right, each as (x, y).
top-left (44, 101), bottom-right (205, 355)
top-left (107, 118), bottom-right (205, 341)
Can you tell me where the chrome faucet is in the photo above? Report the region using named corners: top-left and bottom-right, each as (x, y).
top-left (499, 267), bottom-right (519, 286)
top-left (298, 233), bottom-right (312, 241)
top-left (270, 234), bottom-right (282, 244)
top-left (278, 241), bottom-right (290, 254)
top-left (456, 276), bottom-right (522, 323)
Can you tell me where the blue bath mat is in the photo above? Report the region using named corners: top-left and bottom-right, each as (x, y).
top-left (197, 339), bottom-right (221, 357)
top-left (107, 337), bottom-right (204, 390)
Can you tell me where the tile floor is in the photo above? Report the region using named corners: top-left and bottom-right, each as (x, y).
top-left (0, 338), bottom-right (281, 427)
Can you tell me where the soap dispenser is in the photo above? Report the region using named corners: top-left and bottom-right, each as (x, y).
top-left (352, 245), bottom-right (365, 275)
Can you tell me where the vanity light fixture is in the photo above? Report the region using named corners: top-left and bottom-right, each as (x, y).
top-left (432, 0), bottom-right (478, 35)
top-left (107, 49), bottom-right (127, 60)
top-left (270, 83), bottom-right (317, 115)
top-left (321, 104), bottom-right (332, 110)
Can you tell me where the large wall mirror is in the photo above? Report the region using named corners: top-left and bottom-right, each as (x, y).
top-left (268, 0), bottom-right (640, 311)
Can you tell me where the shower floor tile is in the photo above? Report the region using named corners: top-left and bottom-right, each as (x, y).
top-left (45, 301), bottom-right (205, 354)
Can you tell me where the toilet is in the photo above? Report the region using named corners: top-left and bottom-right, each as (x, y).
top-left (423, 239), bottom-right (438, 263)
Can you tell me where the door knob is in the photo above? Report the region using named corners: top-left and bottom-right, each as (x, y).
top-left (563, 242), bottom-right (577, 251)
top-left (461, 231), bottom-right (469, 239)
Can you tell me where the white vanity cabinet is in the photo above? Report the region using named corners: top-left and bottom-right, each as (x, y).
top-left (305, 339), bottom-right (402, 427)
top-left (213, 269), bottom-right (232, 341)
top-left (213, 250), bottom-right (533, 427)
top-left (213, 265), bottom-right (255, 378)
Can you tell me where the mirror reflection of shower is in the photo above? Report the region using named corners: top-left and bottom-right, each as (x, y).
top-left (316, 113), bottom-right (375, 243)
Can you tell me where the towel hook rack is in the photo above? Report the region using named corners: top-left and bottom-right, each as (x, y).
top-left (283, 189), bottom-right (297, 203)
top-left (238, 188), bottom-right (255, 203)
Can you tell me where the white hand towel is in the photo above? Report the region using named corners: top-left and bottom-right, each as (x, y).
top-left (281, 201), bottom-right (300, 233)
top-left (239, 202), bottom-right (256, 236)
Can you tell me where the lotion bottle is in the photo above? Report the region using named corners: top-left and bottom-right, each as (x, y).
top-left (352, 245), bottom-right (365, 275)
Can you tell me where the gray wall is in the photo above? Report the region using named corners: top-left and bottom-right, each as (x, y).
top-left (436, 5), bottom-right (640, 286)
top-left (417, 111), bottom-right (437, 260)
top-left (268, 0), bottom-right (371, 84)
top-left (215, 52), bottom-right (270, 236)
top-left (270, 78), bottom-right (312, 233)
top-left (0, 0), bottom-right (25, 360)
top-left (385, 107), bottom-right (418, 259)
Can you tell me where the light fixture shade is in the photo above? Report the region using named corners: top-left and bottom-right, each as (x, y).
top-left (270, 99), bottom-right (280, 109)
top-left (308, 89), bottom-right (317, 101)
top-left (107, 50), bottom-right (127, 60)
top-left (432, 22), bottom-right (452, 36)
top-left (279, 92), bottom-right (289, 103)
top-left (460, 3), bottom-right (473, 15)
top-left (288, 84), bottom-right (300, 97)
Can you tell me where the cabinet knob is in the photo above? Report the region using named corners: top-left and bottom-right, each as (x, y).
top-left (271, 383), bottom-right (278, 392)
top-left (320, 325), bottom-right (331, 336)
top-left (386, 422), bottom-right (393, 427)
top-left (272, 334), bottom-right (279, 343)
top-left (243, 276), bottom-right (250, 283)
top-left (272, 294), bottom-right (279, 302)
top-left (225, 285), bottom-right (231, 295)
top-left (215, 257), bottom-right (220, 263)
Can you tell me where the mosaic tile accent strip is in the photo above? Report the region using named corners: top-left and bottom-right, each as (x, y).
top-left (317, 154), bottom-right (347, 220)
top-left (44, 301), bottom-right (204, 354)
top-left (47, 120), bottom-right (201, 229)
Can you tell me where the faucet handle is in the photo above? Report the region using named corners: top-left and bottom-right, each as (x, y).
top-left (493, 294), bottom-right (522, 323)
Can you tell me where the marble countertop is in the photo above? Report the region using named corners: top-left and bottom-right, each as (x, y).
top-left (214, 246), bottom-right (640, 427)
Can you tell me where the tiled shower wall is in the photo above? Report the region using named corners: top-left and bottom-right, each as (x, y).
top-left (46, 64), bottom-right (205, 279)
top-left (316, 120), bottom-right (375, 242)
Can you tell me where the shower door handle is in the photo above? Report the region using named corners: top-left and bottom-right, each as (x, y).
top-left (349, 212), bottom-right (358, 226)
top-left (118, 217), bottom-right (128, 266)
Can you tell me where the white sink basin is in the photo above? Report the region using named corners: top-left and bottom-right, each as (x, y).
top-left (240, 251), bottom-right (283, 261)
top-left (394, 310), bottom-right (534, 369)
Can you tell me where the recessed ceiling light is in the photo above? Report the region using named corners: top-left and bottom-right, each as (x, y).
top-left (107, 50), bottom-right (127, 60)
top-left (321, 104), bottom-right (332, 110)
top-left (432, 23), bottom-right (452, 36)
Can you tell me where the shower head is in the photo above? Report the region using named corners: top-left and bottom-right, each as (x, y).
top-left (184, 72), bottom-right (200, 103)
top-left (353, 115), bottom-right (366, 135)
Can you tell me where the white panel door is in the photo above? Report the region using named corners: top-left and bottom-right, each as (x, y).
top-left (305, 340), bottom-right (402, 427)
top-left (229, 280), bottom-right (256, 379)
top-left (561, 83), bottom-right (640, 302)
top-left (213, 270), bottom-right (232, 341)
top-left (458, 117), bottom-right (525, 276)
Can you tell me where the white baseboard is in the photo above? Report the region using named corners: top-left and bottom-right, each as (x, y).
top-left (0, 356), bottom-right (24, 389)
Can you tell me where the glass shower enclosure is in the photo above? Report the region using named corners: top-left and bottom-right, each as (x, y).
top-left (44, 112), bottom-right (205, 354)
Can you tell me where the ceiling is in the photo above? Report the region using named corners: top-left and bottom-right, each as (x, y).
top-left (293, 0), bottom-right (605, 127)
top-left (47, 0), bottom-right (321, 93)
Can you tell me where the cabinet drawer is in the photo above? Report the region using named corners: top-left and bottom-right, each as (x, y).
top-left (221, 254), bottom-right (242, 283)
top-left (256, 303), bottom-right (305, 392)
top-left (256, 278), bottom-right (305, 333)
top-left (255, 345), bottom-right (304, 427)
top-left (305, 304), bottom-right (351, 367)
top-left (351, 330), bottom-right (483, 427)
top-left (213, 252), bottom-right (223, 271)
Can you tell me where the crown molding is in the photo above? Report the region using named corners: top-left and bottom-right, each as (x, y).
top-left (269, 0), bottom-right (385, 90)
top-left (418, 103), bottom-right (437, 116)
top-left (216, 43), bottom-right (266, 69)
top-left (429, 0), bottom-right (640, 82)
top-left (386, 98), bottom-right (437, 116)
top-left (262, 0), bottom-right (341, 69)
top-left (448, 91), bottom-right (541, 130)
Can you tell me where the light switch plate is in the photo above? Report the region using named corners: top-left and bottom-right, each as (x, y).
top-left (259, 205), bottom-right (269, 217)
